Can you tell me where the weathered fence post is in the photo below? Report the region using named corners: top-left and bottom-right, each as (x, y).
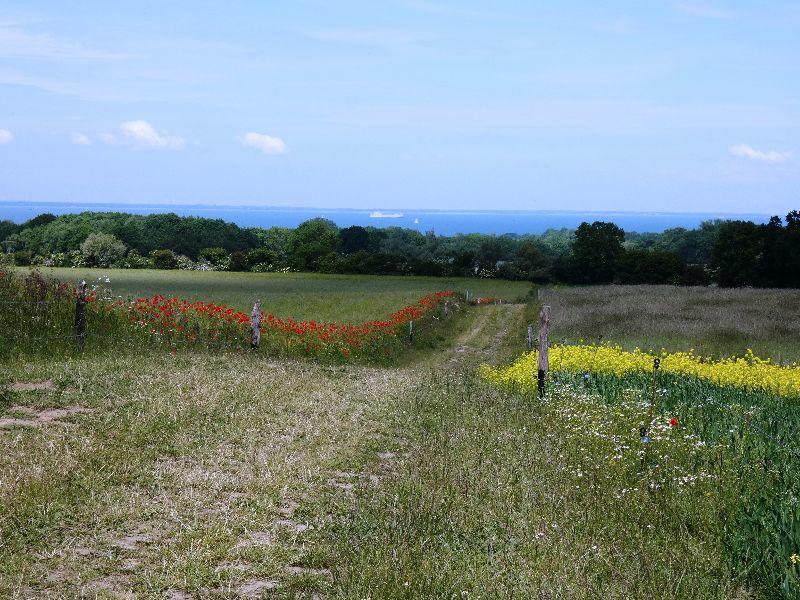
top-left (444, 300), bottom-right (450, 319)
top-left (527, 324), bottom-right (533, 351)
top-left (251, 300), bottom-right (261, 351)
top-left (465, 290), bottom-right (471, 303)
top-left (74, 280), bottom-right (87, 351)
top-left (537, 305), bottom-right (550, 398)
top-left (409, 320), bottom-right (414, 342)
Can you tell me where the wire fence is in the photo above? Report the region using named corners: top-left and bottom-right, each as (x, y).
top-left (0, 285), bottom-right (470, 360)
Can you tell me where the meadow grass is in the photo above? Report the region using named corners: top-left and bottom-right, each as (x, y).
top-left (539, 285), bottom-right (800, 363)
top-left (325, 369), bottom-right (752, 599)
top-left (30, 268), bottom-right (533, 323)
top-left (0, 351), bottom-right (417, 598)
top-left (3, 271), bottom-right (798, 598)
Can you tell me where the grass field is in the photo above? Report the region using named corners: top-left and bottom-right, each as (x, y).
top-left (31, 268), bottom-right (533, 323)
top-left (2, 274), bottom-right (798, 598)
top-left (540, 284), bottom-right (800, 363)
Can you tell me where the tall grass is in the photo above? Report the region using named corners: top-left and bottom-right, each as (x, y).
top-left (540, 285), bottom-right (800, 362)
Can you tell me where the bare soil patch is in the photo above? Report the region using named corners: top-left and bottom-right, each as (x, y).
top-left (0, 405), bottom-right (94, 429)
top-left (9, 380), bottom-right (55, 391)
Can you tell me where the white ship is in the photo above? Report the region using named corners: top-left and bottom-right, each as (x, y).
top-left (369, 211), bottom-right (404, 218)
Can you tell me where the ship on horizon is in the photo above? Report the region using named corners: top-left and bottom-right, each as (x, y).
top-left (369, 211), bottom-right (404, 218)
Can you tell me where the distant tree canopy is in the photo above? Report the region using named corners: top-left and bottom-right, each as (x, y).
top-left (570, 221), bottom-right (625, 284)
top-left (4, 209), bottom-right (800, 288)
top-left (14, 212), bottom-right (258, 258)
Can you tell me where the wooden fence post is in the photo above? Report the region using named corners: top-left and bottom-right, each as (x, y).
top-left (409, 320), bottom-right (414, 342)
top-left (251, 300), bottom-right (261, 351)
top-left (537, 305), bottom-right (550, 398)
top-left (74, 280), bottom-right (87, 351)
top-left (527, 324), bottom-right (533, 351)
top-left (444, 300), bottom-right (450, 319)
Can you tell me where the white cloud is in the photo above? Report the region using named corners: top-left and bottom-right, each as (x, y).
top-left (730, 143), bottom-right (790, 164)
top-left (101, 120), bottom-right (184, 149)
top-left (72, 133), bottom-right (91, 145)
top-left (0, 129), bottom-right (12, 144)
top-left (673, 3), bottom-right (740, 20)
top-left (239, 132), bottom-right (287, 155)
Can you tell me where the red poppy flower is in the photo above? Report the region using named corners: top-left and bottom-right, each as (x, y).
top-left (669, 417), bottom-right (679, 428)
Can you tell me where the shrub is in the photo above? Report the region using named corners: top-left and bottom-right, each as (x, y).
top-left (80, 233), bottom-right (127, 268)
top-left (246, 247), bottom-right (277, 269)
top-left (12, 250), bottom-right (33, 266)
top-left (228, 250), bottom-right (248, 272)
top-left (117, 250), bottom-right (150, 269)
top-left (176, 255), bottom-right (196, 270)
top-left (250, 262), bottom-right (275, 273)
top-left (42, 252), bottom-right (72, 267)
top-left (68, 250), bottom-right (86, 268)
top-left (151, 249), bottom-right (178, 270)
top-left (198, 247), bottom-right (228, 264)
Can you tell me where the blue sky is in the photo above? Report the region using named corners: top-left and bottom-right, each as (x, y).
top-left (0, 1), bottom-right (798, 213)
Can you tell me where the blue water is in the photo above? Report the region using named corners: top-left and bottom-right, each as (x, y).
top-left (0, 202), bottom-right (769, 235)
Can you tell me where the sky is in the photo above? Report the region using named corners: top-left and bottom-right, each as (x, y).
top-left (0, 1), bottom-right (798, 214)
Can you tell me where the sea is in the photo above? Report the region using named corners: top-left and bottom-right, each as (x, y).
top-left (0, 202), bottom-right (770, 236)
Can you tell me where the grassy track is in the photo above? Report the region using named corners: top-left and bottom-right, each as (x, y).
top-left (0, 351), bottom-right (419, 598)
top-left (30, 268), bottom-right (533, 322)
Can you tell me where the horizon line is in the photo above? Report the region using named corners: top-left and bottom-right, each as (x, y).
top-left (0, 200), bottom-right (774, 219)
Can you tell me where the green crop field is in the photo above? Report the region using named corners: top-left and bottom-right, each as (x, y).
top-left (30, 267), bottom-right (533, 323)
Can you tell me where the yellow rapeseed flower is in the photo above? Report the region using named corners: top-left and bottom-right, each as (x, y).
top-left (481, 345), bottom-right (800, 398)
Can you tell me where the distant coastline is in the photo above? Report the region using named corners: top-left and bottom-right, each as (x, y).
top-left (0, 201), bottom-right (771, 235)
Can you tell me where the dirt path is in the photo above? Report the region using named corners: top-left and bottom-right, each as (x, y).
top-left (447, 303), bottom-right (526, 365)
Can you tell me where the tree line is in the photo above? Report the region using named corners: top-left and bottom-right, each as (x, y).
top-left (1, 210), bottom-right (799, 287)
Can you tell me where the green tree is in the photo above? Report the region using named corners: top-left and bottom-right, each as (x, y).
top-left (0, 220), bottom-right (19, 245)
top-left (287, 218), bottom-right (340, 271)
top-left (228, 250), bottom-right (248, 272)
top-left (615, 249), bottom-right (683, 284)
top-left (249, 227), bottom-right (292, 266)
top-left (198, 247), bottom-right (229, 266)
top-left (21, 213), bottom-right (57, 229)
top-left (571, 221), bottom-right (625, 283)
top-left (80, 233), bottom-right (128, 267)
top-left (151, 249), bottom-right (178, 270)
top-left (340, 225), bottom-right (371, 254)
top-left (712, 221), bottom-right (762, 287)
top-left (245, 247), bottom-right (277, 269)
top-left (515, 239), bottom-right (551, 281)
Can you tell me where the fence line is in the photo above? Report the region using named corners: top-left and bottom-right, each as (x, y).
top-left (2, 282), bottom-right (465, 354)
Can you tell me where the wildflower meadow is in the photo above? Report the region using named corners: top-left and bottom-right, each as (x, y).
top-left (482, 344), bottom-right (800, 596)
